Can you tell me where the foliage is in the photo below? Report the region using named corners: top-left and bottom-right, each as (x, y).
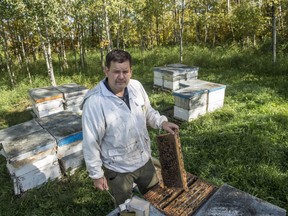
top-left (0, 45), bottom-right (288, 215)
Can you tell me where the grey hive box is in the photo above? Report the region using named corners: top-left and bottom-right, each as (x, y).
top-left (194, 184), bottom-right (286, 216)
top-left (28, 86), bottom-right (64, 118)
top-left (154, 64), bottom-right (199, 90)
top-left (180, 79), bottom-right (226, 113)
top-left (58, 150), bottom-right (83, 175)
top-left (56, 83), bottom-right (88, 113)
top-left (36, 111), bottom-right (82, 148)
top-left (1, 129), bottom-right (57, 168)
top-left (173, 86), bottom-right (208, 121)
top-left (7, 154), bottom-right (61, 195)
top-left (36, 111), bottom-right (83, 175)
top-left (0, 120), bottom-right (55, 167)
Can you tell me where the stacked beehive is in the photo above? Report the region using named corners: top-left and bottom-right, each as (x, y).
top-left (0, 120), bottom-right (61, 195)
top-left (29, 83), bottom-right (89, 118)
top-left (173, 79), bottom-right (226, 121)
top-left (56, 83), bottom-right (88, 113)
top-left (153, 63), bottom-right (226, 121)
top-left (153, 64), bottom-right (199, 90)
top-left (36, 111), bottom-right (83, 175)
top-left (29, 86), bottom-right (64, 118)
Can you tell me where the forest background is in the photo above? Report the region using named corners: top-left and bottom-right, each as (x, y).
top-left (0, 0), bottom-right (288, 215)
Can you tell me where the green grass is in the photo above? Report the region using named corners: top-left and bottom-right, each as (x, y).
top-left (0, 45), bottom-right (287, 215)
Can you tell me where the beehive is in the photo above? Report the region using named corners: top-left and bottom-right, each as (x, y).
top-left (7, 154), bottom-right (61, 195)
top-left (36, 111), bottom-right (83, 175)
top-left (0, 120), bottom-right (57, 168)
top-left (154, 64), bottom-right (199, 90)
top-left (179, 79), bottom-right (226, 113)
top-left (28, 86), bottom-right (64, 118)
top-left (58, 150), bottom-right (83, 175)
top-left (173, 87), bottom-right (208, 121)
top-left (56, 83), bottom-right (88, 113)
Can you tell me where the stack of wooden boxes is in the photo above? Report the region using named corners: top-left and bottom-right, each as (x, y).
top-left (36, 111), bottom-right (83, 175)
top-left (0, 120), bottom-right (62, 195)
top-left (56, 83), bottom-right (88, 113)
top-left (29, 83), bottom-right (88, 118)
top-left (153, 64), bottom-right (199, 90)
top-left (0, 83), bottom-right (89, 194)
top-left (153, 64), bottom-right (226, 121)
top-left (29, 86), bottom-right (64, 118)
top-left (173, 79), bottom-right (226, 121)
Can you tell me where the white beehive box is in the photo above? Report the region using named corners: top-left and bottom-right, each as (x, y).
top-left (57, 140), bottom-right (82, 159)
top-left (0, 120), bottom-right (58, 168)
top-left (36, 111), bottom-right (82, 158)
top-left (180, 79), bottom-right (226, 113)
top-left (56, 83), bottom-right (88, 113)
top-left (7, 154), bottom-right (61, 195)
top-left (154, 64), bottom-right (199, 90)
top-left (58, 150), bottom-right (83, 175)
top-left (173, 86), bottom-right (208, 121)
top-left (29, 86), bottom-right (64, 118)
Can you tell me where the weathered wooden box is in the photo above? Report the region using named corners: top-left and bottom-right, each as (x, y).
top-left (29, 86), bottom-right (64, 118)
top-left (0, 120), bottom-right (57, 168)
top-left (56, 83), bottom-right (88, 113)
top-left (58, 150), bottom-right (84, 175)
top-left (180, 79), bottom-right (226, 113)
top-left (154, 64), bottom-right (199, 90)
top-left (36, 111), bottom-right (82, 148)
top-left (7, 155), bottom-right (61, 195)
top-left (173, 87), bottom-right (208, 121)
top-left (31, 99), bottom-right (64, 118)
top-left (57, 140), bottom-right (82, 159)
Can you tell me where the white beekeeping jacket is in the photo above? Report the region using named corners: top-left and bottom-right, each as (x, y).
top-left (82, 79), bottom-right (168, 179)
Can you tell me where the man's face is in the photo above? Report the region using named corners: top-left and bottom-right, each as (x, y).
top-left (105, 60), bottom-right (132, 95)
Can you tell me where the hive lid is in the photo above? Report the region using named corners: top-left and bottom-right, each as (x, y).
top-left (28, 86), bottom-right (63, 103)
top-left (55, 83), bottom-right (89, 98)
top-left (36, 111), bottom-right (81, 130)
top-left (1, 129), bottom-right (56, 161)
top-left (154, 64), bottom-right (199, 75)
top-left (180, 79), bottom-right (226, 92)
top-left (173, 86), bottom-right (208, 99)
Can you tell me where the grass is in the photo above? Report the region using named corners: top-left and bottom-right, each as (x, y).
top-left (0, 45), bottom-right (287, 215)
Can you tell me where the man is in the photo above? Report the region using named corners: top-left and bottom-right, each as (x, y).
top-left (82, 49), bottom-right (179, 206)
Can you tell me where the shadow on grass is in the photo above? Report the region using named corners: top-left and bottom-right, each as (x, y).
top-left (0, 160), bottom-right (115, 216)
top-left (0, 110), bottom-right (33, 130)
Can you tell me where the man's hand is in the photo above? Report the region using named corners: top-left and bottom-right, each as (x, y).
top-left (161, 121), bottom-right (179, 135)
top-left (93, 177), bottom-right (109, 190)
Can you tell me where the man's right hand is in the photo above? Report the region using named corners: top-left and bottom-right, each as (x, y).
top-left (93, 177), bottom-right (109, 190)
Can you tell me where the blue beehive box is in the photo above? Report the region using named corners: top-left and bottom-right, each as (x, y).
top-left (36, 111), bottom-right (82, 148)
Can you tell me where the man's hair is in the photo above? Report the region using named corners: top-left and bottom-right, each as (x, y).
top-left (105, 49), bottom-right (132, 68)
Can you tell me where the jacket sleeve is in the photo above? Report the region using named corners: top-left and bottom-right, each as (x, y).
top-left (82, 95), bottom-right (106, 179)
